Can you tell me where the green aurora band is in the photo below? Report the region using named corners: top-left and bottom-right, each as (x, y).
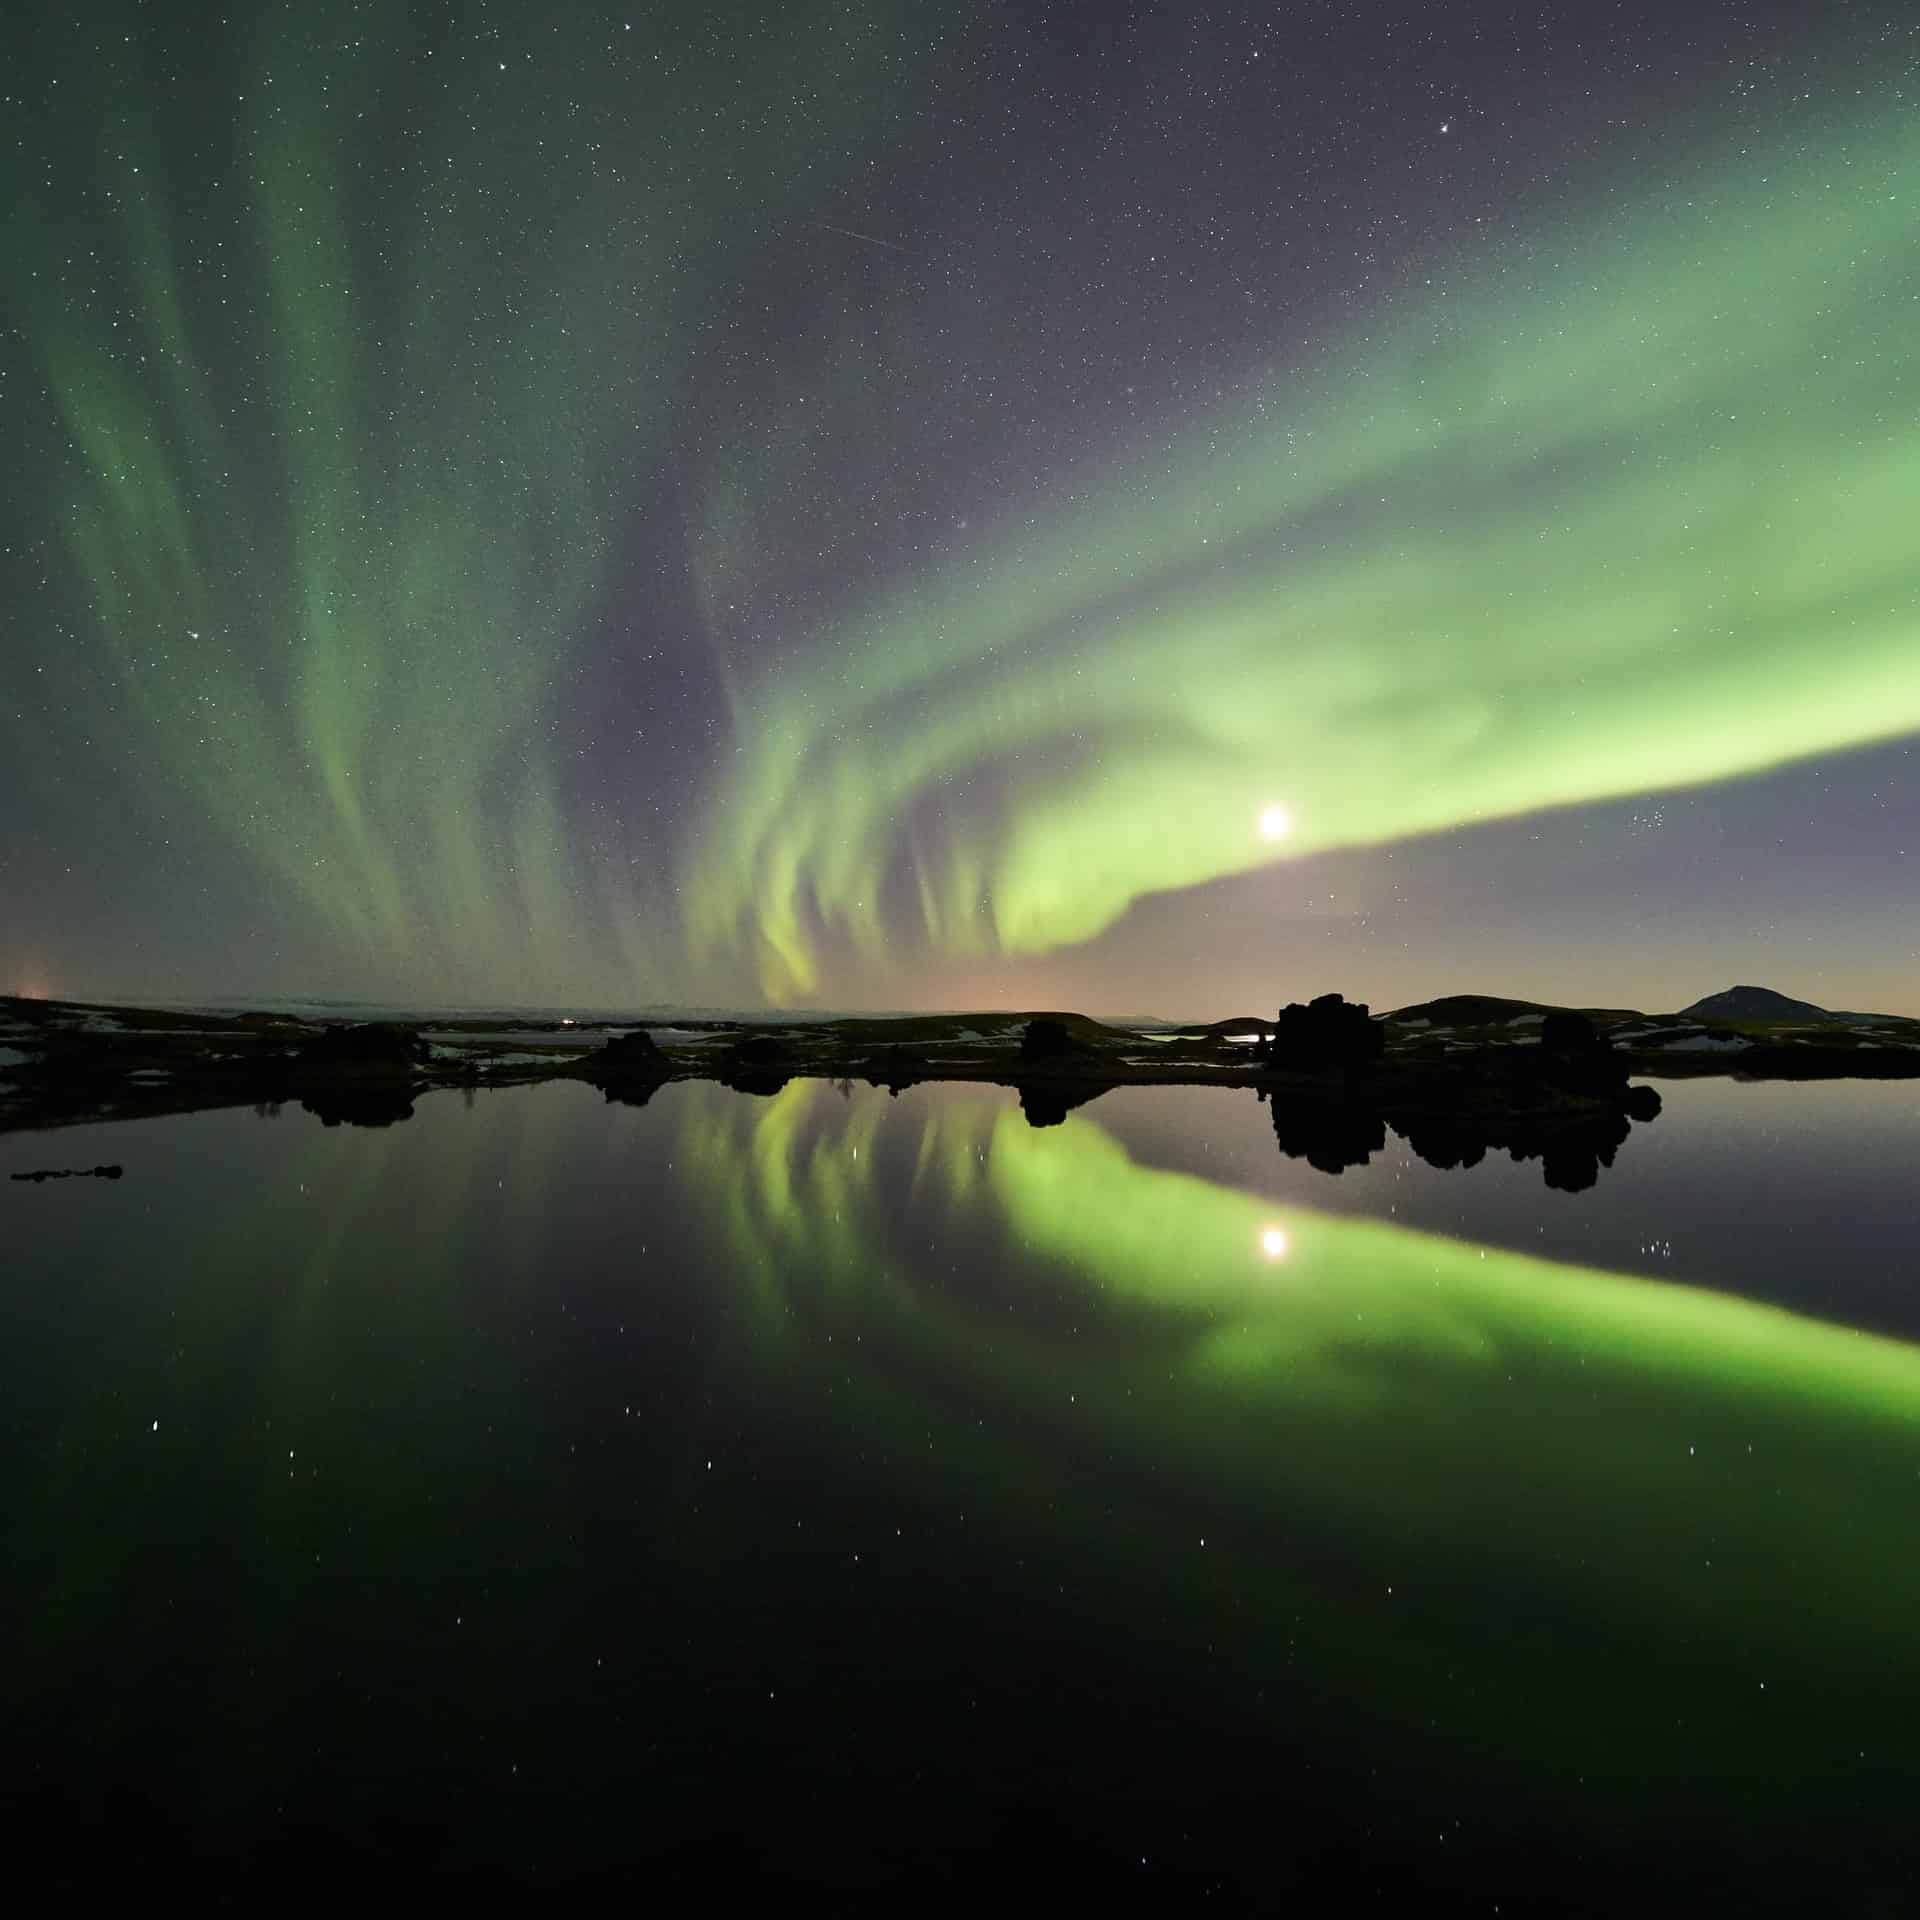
top-left (5, 1), bottom-right (911, 998)
top-left (687, 99), bottom-right (1920, 997)
top-left (9, 10), bottom-right (1919, 1002)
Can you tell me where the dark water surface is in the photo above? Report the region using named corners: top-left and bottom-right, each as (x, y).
top-left (4, 1077), bottom-right (1919, 1906)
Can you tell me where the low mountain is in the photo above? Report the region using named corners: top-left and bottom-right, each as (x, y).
top-left (1387, 994), bottom-right (1644, 1028)
top-left (1678, 986), bottom-right (1835, 1023)
top-left (1388, 994), bottom-right (1556, 1026)
top-left (1676, 986), bottom-right (1918, 1028)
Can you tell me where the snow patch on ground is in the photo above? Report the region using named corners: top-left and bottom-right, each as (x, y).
top-left (428, 1042), bottom-right (585, 1066)
top-left (1651, 1034), bottom-right (1751, 1052)
top-left (1505, 1013), bottom-right (1545, 1026)
top-left (1393, 1017), bottom-right (1432, 1030)
top-left (0, 1046), bottom-right (32, 1068)
top-left (421, 1027), bottom-right (589, 1046)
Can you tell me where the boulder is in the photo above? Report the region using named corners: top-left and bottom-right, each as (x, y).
top-left (596, 1030), bottom-right (668, 1073)
top-left (294, 1023), bottom-right (428, 1070)
top-left (1264, 994), bottom-right (1384, 1071)
top-left (1020, 1017), bottom-right (1075, 1060)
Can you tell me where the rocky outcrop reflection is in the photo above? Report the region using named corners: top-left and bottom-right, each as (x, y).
top-left (298, 1085), bottom-right (418, 1128)
top-left (1390, 1115), bottom-right (1487, 1172)
top-left (1267, 1083), bottom-right (1662, 1190)
top-left (1402, 1106), bottom-right (1633, 1194)
top-left (1263, 1094), bottom-right (1388, 1173)
top-left (718, 1033), bottom-right (794, 1096)
top-left (1018, 1082), bottom-right (1108, 1129)
top-left (585, 1030), bottom-right (671, 1103)
top-left (598, 1080), bottom-right (659, 1110)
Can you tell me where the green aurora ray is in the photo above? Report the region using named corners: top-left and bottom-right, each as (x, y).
top-left (686, 97), bottom-right (1920, 998)
top-left (9, 10), bottom-right (1919, 1003)
top-left (4, 0), bottom-right (911, 999)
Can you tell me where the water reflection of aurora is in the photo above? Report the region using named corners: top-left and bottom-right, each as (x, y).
top-left (677, 1078), bottom-right (1920, 1799)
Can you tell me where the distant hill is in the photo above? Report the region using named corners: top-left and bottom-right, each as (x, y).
top-left (1677, 985), bottom-right (1916, 1026)
top-left (1678, 985), bottom-right (1835, 1023)
top-left (1378, 987), bottom-right (1917, 1033)
top-left (1387, 994), bottom-right (1644, 1027)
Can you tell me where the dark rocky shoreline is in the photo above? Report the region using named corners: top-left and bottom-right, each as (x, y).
top-left (3, 990), bottom-right (1913, 1189)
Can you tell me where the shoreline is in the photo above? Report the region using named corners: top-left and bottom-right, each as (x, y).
top-left (6, 992), bottom-right (1915, 1150)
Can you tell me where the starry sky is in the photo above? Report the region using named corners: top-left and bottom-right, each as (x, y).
top-left (4, 0), bottom-right (1917, 1016)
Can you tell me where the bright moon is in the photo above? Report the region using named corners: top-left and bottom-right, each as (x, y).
top-left (1258, 805), bottom-right (1291, 841)
top-left (1260, 1226), bottom-right (1288, 1259)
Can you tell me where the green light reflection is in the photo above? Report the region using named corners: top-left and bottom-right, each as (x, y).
top-left (678, 1077), bottom-right (1920, 1760)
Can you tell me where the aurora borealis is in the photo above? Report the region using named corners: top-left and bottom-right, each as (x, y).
top-left (5, 1), bottom-right (1917, 1011)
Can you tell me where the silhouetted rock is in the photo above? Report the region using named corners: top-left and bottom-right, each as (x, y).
top-left (1021, 1018), bottom-right (1075, 1060)
top-left (589, 1029), bottom-right (669, 1088)
top-left (1264, 994), bottom-right (1385, 1072)
top-left (719, 1032), bottom-right (793, 1095)
top-left (294, 1023), bottom-right (428, 1069)
top-left (1532, 1012), bottom-right (1629, 1096)
top-left (729, 1034), bottom-right (788, 1064)
top-left (1541, 1010), bottom-right (1598, 1054)
top-left (602, 1029), bottom-right (666, 1066)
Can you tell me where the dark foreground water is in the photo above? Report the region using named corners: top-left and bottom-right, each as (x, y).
top-left (4, 1076), bottom-right (1919, 1907)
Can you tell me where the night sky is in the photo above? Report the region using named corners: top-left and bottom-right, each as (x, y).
top-left (5, 0), bottom-right (1917, 1016)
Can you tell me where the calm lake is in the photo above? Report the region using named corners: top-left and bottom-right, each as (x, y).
top-left (5, 1074), bottom-right (1919, 1905)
